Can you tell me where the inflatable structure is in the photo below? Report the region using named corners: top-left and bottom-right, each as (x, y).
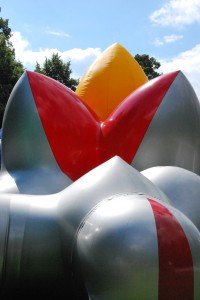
top-left (0, 43), bottom-right (199, 299)
top-left (0, 128), bottom-right (1, 166)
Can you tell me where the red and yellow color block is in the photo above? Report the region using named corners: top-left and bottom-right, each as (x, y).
top-left (76, 43), bottom-right (148, 120)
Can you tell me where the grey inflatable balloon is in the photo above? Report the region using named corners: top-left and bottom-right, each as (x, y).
top-left (142, 166), bottom-right (200, 231)
top-left (132, 72), bottom-right (200, 174)
top-left (76, 193), bottom-right (200, 300)
top-left (0, 156), bottom-right (171, 299)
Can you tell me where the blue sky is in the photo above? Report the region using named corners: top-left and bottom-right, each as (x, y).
top-left (1, 0), bottom-right (200, 98)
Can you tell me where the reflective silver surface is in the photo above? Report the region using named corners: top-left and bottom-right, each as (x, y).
top-left (0, 171), bottom-right (19, 193)
top-left (132, 72), bottom-right (200, 174)
top-left (0, 157), bottom-right (171, 298)
top-left (76, 194), bottom-right (200, 300)
top-left (0, 157), bottom-right (198, 298)
top-left (1, 72), bottom-right (72, 194)
top-left (77, 195), bottom-right (159, 300)
top-left (142, 166), bottom-right (200, 231)
top-left (0, 52), bottom-right (199, 300)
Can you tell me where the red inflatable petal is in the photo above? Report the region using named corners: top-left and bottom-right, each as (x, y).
top-left (27, 71), bottom-right (180, 180)
top-left (27, 71), bottom-right (103, 180)
top-left (101, 71), bottom-right (179, 163)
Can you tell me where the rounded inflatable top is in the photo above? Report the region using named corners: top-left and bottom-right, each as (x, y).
top-left (76, 43), bottom-right (148, 120)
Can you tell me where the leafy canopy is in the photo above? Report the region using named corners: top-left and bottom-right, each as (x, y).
top-left (0, 16), bottom-right (24, 126)
top-left (134, 54), bottom-right (162, 79)
top-left (34, 53), bottom-right (79, 91)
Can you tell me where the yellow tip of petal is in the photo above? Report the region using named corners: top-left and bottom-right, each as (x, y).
top-left (76, 43), bottom-right (148, 120)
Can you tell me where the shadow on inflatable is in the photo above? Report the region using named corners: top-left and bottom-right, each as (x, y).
top-left (0, 43), bottom-right (199, 299)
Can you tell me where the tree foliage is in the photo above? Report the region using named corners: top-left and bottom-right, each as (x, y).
top-left (0, 17), bottom-right (24, 125)
top-left (34, 53), bottom-right (79, 91)
top-left (134, 54), bottom-right (162, 79)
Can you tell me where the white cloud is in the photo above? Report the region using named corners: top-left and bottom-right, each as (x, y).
top-left (150, 0), bottom-right (200, 27)
top-left (159, 43), bottom-right (200, 99)
top-left (10, 31), bottom-right (30, 52)
top-left (154, 34), bottom-right (183, 46)
top-left (10, 32), bottom-right (102, 78)
top-left (45, 30), bottom-right (70, 38)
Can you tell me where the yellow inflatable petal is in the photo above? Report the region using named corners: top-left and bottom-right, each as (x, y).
top-left (76, 43), bottom-right (148, 120)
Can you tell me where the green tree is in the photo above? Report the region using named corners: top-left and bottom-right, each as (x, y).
top-left (0, 16), bottom-right (24, 126)
top-left (134, 54), bottom-right (162, 79)
top-left (34, 53), bottom-right (79, 91)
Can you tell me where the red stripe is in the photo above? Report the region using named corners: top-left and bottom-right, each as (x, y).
top-left (148, 199), bottom-right (194, 300)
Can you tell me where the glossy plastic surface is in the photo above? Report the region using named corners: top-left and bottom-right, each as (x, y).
top-left (0, 42), bottom-right (199, 300)
top-left (149, 199), bottom-right (194, 299)
top-left (33, 69), bottom-right (179, 179)
top-left (2, 73), bottom-right (72, 194)
top-left (142, 166), bottom-right (200, 231)
top-left (77, 194), bottom-right (199, 300)
top-left (132, 72), bottom-right (200, 173)
top-left (76, 43), bottom-right (148, 120)
top-left (0, 157), bottom-right (187, 299)
top-left (1, 54), bottom-right (200, 194)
